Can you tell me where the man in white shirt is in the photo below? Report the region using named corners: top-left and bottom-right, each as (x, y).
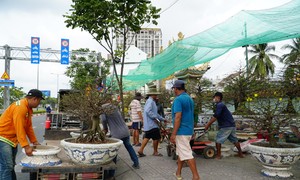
top-left (129, 92), bottom-right (143, 146)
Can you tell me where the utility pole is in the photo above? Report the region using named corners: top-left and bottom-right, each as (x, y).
top-left (3, 45), bottom-right (11, 109)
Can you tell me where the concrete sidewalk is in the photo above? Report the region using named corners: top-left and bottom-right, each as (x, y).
top-left (16, 139), bottom-right (300, 180)
top-left (114, 141), bottom-right (300, 180)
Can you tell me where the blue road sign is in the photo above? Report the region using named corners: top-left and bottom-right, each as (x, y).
top-left (61, 39), bottom-right (69, 65)
top-left (31, 37), bottom-right (40, 64)
top-left (41, 90), bottom-right (51, 97)
top-left (0, 80), bottom-right (15, 87)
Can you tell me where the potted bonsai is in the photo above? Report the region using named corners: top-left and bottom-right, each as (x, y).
top-left (59, 88), bottom-right (123, 165)
top-left (245, 85), bottom-right (300, 178)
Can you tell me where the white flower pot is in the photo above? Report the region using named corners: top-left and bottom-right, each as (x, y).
top-left (248, 142), bottom-right (300, 178)
top-left (60, 137), bottom-right (123, 165)
top-left (20, 145), bottom-right (62, 167)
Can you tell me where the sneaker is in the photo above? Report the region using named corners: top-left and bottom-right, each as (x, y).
top-left (132, 164), bottom-right (140, 169)
top-left (131, 143), bottom-right (136, 146)
top-left (135, 143), bottom-right (142, 147)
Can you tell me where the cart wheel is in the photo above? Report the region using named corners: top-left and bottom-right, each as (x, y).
top-left (172, 150), bottom-right (178, 160)
top-left (203, 146), bottom-right (216, 159)
top-left (167, 144), bottom-right (172, 157)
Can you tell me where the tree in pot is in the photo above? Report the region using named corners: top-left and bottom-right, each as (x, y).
top-left (245, 81), bottom-right (300, 178)
top-left (60, 88), bottom-right (123, 165)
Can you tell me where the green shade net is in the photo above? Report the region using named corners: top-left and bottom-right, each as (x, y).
top-left (122, 0), bottom-right (300, 90)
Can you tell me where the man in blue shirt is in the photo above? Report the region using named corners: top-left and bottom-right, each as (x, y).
top-left (205, 92), bottom-right (244, 159)
top-left (170, 80), bottom-right (200, 180)
top-left (137, 88), bottom-right (165, 157)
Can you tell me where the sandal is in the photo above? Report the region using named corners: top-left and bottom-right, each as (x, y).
top-left (173, 173), bottom-right (182, 180)
top-left (152, 153), bottom-right (163, 156)
top-left (137, 152), bottom-right (146, 157)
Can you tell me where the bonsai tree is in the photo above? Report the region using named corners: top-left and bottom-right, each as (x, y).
top-left (60, 88), bottom-right (115, 143)
top-left (245, 81), bottom-right (293, 147)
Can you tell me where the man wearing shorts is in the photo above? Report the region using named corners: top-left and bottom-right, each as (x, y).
top-left (205, 92), bottom-right (244, 159)
top-left (129, 92), bottom-right (143, 146)
top-left (137, 88), bottom-right (165, 157)
top-left (170, 80), bottom-right (200, 180)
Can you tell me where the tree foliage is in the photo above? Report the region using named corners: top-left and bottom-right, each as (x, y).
top-left (65, 48), bottom-right (111, 90)
top-left (0, 87), bottom-right (25, 109)
top-left (248, 43), bottom-right (279, 79)
top-left (244, 81), bottom-right (292, 147)
top-left (64, 0), bottom-right (161, 117)
top-left (280, 38), bottom-right (300, 113)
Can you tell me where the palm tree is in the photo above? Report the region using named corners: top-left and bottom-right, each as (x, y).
top-left (280, 38), bottom-right (300, 114)
top-left (281, 38), bottom-right (300, 65)
top-left (248, 43), bottom-right (279, 79)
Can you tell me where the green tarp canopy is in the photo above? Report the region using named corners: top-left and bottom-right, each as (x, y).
top-left (122, 0), bottom-right (300, 90)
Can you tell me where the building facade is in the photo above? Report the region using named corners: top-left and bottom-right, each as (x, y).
top-left (116, 28), bottom-right (162, 58)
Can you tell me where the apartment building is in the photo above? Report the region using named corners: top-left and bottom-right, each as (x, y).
top-left (116, 28), bottom-right (162, 58)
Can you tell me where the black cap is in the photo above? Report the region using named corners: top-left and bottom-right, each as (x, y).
top-left (134, 92), bottom-right (143, 100)
top-left (172, 80), bottom-right (185, 89)
top-left (26, 89), bottom-right (45, 100)
top-left (213, 92), bottom-right (223, 100)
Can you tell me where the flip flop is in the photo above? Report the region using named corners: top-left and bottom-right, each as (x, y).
top-left (173, 173), bottom-right (182, 180)
top-left (152, 153), bottom-right (163, 156)
top-left (215, 155), bottom-right (223, 160)
top-left (234, 154), bottom-right (244, 158)
top-left (137, 152), bottom-right (146, 157)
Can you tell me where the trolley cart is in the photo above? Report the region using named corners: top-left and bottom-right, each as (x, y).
top-left (190, 127), bottom-right (216, 159)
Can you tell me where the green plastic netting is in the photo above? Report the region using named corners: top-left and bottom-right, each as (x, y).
top-left (122, 0), bottom-right (300, 90)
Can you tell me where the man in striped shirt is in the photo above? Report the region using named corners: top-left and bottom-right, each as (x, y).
top-left (129, 92), bottom-right (144, 146)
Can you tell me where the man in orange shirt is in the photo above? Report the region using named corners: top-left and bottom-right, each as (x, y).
top-left (0, 89), bottom-right (44, 180)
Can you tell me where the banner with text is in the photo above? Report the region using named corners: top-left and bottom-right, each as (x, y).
top-left (61, 39), bottom-right (69, 65)
top-left (31, 37), bottom-right (40, 64)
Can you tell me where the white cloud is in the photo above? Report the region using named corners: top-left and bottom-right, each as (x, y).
top-left (0, 0), bottom-right (292, 97)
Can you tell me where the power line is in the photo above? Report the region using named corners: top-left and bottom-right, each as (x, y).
top-left (159, 0), bottom-right (181, 15)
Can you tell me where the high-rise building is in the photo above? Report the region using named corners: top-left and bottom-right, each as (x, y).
top-left (116, 28), bottom-right (162, 58)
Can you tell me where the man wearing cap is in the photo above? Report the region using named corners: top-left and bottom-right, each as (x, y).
top-left (129, 92), bottom-right (144, 146)
top-left (205, 92), bottom-right (244, 159)
top-left (0, 89), bottom-right (44, 179)
top-left (137, 88), bottom-right (165, 157)
top-left (170, 80), bottom-right (200, 180)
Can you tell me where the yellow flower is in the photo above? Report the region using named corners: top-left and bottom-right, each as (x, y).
top-left (254, 93), bottom-right (258, 97)
top-left (279, 98), bottom-right (282, 101)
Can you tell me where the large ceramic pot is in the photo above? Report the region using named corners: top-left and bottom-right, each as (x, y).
top-left (248, 142), bottom-right (300, 178)
top-left (60, 137), bottom-right (123, 165)
top-left (20, 145), bottom-right (62, 167)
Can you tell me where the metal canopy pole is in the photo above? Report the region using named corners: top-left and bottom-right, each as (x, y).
top-left (244, 22), bottom-right (249, 77)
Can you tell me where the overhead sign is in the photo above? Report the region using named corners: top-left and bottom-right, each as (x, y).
top-left (61, 39), bottom-right (69, 65)
top-left (41, 90), bottom-right (51, 98)
top-left (1, 72), bottom-right (10, 79)
top-left (0, 80), bottom-right (15, 87)
top-left (31, 37), bottom-right (40, 64)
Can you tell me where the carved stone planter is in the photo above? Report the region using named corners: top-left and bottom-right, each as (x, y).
top-left (248, 142), bottom-right (300, 178)
top-left (60, 137), bottom-right (123, 165)
top-left (20, 145), bottom-right (62, 167)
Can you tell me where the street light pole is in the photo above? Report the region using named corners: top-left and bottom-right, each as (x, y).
top-left (51, 73), bottom-right (62, 113)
